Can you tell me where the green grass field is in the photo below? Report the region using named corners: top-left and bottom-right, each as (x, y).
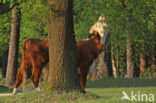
top-left (0, 78), bottom-right (156, 103)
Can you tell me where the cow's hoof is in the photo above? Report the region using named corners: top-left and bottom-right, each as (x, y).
top-left (12, 88), bottom-right (17, 95)
top-left (35, 86), bottom-right (41, 91)
top-left (81, 89), bottom-right (86, 94)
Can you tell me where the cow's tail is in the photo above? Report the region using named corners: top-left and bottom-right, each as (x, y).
top-left (22, 41), bottom-right (28, 92)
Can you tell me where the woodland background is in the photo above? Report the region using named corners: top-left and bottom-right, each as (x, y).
top-left (0, 0), bottom-right (156, 82)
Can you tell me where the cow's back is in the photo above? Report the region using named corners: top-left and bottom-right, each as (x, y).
top-left (23, 38), bottom-right (49, 63)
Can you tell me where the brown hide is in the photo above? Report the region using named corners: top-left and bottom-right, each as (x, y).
top-left (15, 39), bottom-right (49, 88)
top-left (14, 31), bottom-right (102, 91)
top-left (77, 31), bottom-right (102, 89)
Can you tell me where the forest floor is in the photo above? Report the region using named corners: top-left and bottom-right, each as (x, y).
top-left (0, 77), bottom-right (156, 103)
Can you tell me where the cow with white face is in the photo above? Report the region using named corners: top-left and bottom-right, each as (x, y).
top-left (89, 14), bottom-right (108, 45)
top-left (88, 14), bottom-right (109, 76)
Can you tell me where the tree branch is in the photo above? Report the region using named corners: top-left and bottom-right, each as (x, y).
top-left (0, 2), bottom-right (17, 15)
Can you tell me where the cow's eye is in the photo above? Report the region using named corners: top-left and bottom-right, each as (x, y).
top-left (90, 35), bottom-right (95, 39)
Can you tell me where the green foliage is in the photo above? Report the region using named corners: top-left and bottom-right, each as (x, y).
top-left (74, 0), bottom-right (105, 40)
top-left (74, 0), bottom-right (155, 76)
top-left (0, 12), bottom-right (11, 51)
top-left (19, 0), bottom-right (48, 53)
top-left (104, 0), bottom-right (156, 76)
top-left (0, 0), bottom-right (155, 77)
top-left (0, 0), bottom-right (49, 63)
top-left (21, 1), bottom-right (49, 53)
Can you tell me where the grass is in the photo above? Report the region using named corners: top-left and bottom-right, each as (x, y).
top-left (0, 78), bottom-right (156, 103)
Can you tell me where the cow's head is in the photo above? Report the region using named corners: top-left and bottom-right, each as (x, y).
top-left (88, 30), bottom-right (101, 42)
top-left (87, 31), bottom-right (103, 76)
top-left (88, 30), bottom-right (103, 51)
top-left (89, 14), bottom-right (108, 45)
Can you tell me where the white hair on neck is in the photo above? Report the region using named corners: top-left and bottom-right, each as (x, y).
top-left (88, 14), bottom-right (109, 76)
top-left (89, 14), bottom-right (108, 45)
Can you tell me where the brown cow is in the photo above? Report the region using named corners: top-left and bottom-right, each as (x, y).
top-left (12, 31), bottom-right (102, 95)
top-left (77, 31), bottom-right (103, 90)
top-left (12, 39), bottom-right (49, 95)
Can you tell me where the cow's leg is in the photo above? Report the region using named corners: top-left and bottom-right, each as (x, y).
top-left (80, 73), bottom-right (88, 89)
top-left (31, 68), bottom-right (42, 90)
top-left (14, 69), bottom-right (23, 88)
top-left (79, 74), bottom-right (85, 90)
top-left (31, 58), bottom-right (43, 90)
top-left (12, 69), bottom-right (23, 95)
top-left (79, 64), bottom-right (90, 91)
top-left (13, 59), bottom-right (32, 95)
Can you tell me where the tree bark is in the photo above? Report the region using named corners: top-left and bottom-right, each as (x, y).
top-left (104, 44), bottom-right (113, 77)
top-left (96, 29), bottom-right (109, 79)
top-left (125, 39), bottom-right (134, 78)
top-left (116, 47), bottom-right (119, 73)
top-left (106, 51), bottom-right (113, 77)
top-left (151, 54), bottom-right (156, 78)
top-left (5, 6), bottom-right (21, 87)
top-left (96, 51), bottom-right (108, 79)
top-left (139, 53), bottom-right (146, 78)
top-left (41, 63), bottom-right (49, 82)
top-left (2, 50), bottom-right (9, 77)
top-left (48, 0), bottom-right (81, 92)
top-left (111, 47), bottom-right (119, 78)
top-left (111, 55), bottom-right (119, 78)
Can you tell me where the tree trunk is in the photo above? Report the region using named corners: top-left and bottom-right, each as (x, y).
top-left (5, 6), bottom-right (21, 87)
top-left (41, 63), bottom-right (49, 82)
top-left (2, 50), bottom-right (8, 77)
top-left (111, 47), bottom-right (119, 78)
top-left (116, 47), bottom-right (119, 74)
top-left (48, 0), bottom-right (81, 92)
top-left (105, 46), bottom-right (112, 77)
top-left (112, 55), bottom-right (119, 78)
top-left (96, 51), bottom-right (108, 79)
top-left (125, 39), bottom-right (134, 78)
top-left (151, 54), bottom-right (156, 78)
top-left (139, 53), bottom-right (146, 78)
top-left (96, 29), bottom-right (109, 79)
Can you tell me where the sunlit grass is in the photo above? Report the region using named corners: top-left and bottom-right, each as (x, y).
top-left (0, 78), bottom-right (156, 103)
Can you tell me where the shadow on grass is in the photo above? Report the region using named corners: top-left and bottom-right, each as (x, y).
top-left (0, 85), bottom-right (13, 93)
top-left (1, 78), bottom-right (156, 93)
top-left (86, 78), bottom-right (156, 88)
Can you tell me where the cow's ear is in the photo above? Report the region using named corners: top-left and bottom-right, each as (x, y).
top-left (92, 30), bottom-right (98, 36)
